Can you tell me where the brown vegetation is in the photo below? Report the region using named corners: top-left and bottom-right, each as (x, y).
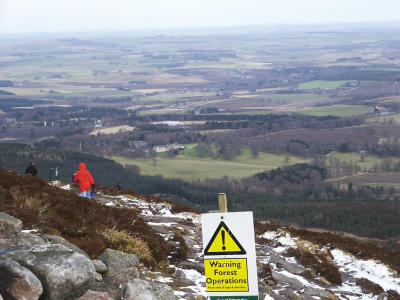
top-left (356, 278), bottom-right (384, 295)
top-left (286, 247), bottom-right (342, 285)
top-left (0, 167), bottom-right (169, 262)
top-left (286, 227), bottom-right (400, 274)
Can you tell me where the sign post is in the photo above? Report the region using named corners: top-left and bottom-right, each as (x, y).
top-left (201, 211), bottom-right (259, 300)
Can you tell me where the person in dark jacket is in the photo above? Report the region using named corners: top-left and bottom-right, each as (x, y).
top-left (73, 162), bottom-right (95, 198)
top-left (25, 161), bottom-right (37, 176)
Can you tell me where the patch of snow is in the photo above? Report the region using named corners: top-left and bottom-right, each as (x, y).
top-left (261, 231), bottom-right (278, 240)
top-left (21, 229), bottom-right (38, 233)
top-left (147, 222), bottom-right (177, 227)
top-left (105, 202), bottom-right (115, 206)
top-left (264, 294), bottom-right (275, 300)
top-left (156, 276), bottom-right (173, 283)
top-left (60, 184), bottom-right (71, 190)
top-left (278, 233), bottom-right (297, 248)
top-left (275, 269), bottom-right (323, 289)
top-left (175, 267), bottom-right (206, 294)
top-left (332, 249), bottom-right (400, 293)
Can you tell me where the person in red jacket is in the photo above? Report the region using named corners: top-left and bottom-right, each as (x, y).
top-left (73, 163), bottom-right (95, 198)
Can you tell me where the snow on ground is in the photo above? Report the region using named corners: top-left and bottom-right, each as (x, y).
top-left (274, 269), bottom-right (323, 290)
top-left (60, 184), bottom-right (71, 190)
top-left (261, 231), bottom-right (278, 240)
top-left (156, 276), bottom-right (174, 283)
top-left (332, 249), bottom-right (400, 293)
top-left (21, 229), bottom-right (38, 233)
top-left (175, 266), bottom-right (206, 295)
top-left (147, 221), bottom-right (177, 227)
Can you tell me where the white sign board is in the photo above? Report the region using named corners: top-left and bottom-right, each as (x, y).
top-left (201, 211), bottom-right (259, 300)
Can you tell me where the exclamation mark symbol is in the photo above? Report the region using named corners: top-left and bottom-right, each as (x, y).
top-left (221, 230), bottom-right (226, 250)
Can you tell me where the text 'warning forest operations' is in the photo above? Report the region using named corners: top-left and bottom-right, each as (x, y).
top-left (205, 258), bottom-right (249, 292)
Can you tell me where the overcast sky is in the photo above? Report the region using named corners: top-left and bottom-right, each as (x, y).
top-left (0, 0), bottom-right (399, 33)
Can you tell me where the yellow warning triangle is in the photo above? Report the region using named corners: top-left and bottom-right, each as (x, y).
top-left (204, 221), bottom-right (246, 255)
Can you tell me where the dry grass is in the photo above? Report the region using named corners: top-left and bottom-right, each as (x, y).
top-left (101, 228), bottom-right (153, 264)
top-left (90, 125), bottom-right (136, 135)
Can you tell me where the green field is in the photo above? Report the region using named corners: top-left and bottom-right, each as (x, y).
top-left (140, 91), bottom-right (215, 102)
top-left (111, 152), bottom-right (310, 180)
top-left (298, 80), bottom-right (356, 90)
top-left (297, 105), bottom-right (373, 117)
top-left (256, 93), bottom-right (324, 104)
top-left (327, 152), bottom-right (398, 171)
top-left (366, 113), bottom-right (400, 124)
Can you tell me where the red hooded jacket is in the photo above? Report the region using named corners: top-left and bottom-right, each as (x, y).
top-left (73, 163), bottom-right (94, 192)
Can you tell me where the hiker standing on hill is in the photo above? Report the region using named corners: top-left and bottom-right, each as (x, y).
top-left (73, 162), bottom-right (95, 198)
top-left (25, 161), bottom-right (37, 176)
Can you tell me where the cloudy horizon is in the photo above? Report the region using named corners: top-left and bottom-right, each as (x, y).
top-left (0, 0), bottom-right (399, 34)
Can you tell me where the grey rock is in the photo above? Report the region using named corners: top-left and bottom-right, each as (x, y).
top-left (19, 232), bottom-right (46, 246)
top-left (99, 248), bottom-right (138, 275)
top-left (0, 257), bottom-right (43, 300)
top-left (2, 244), bottom-right (95, 300)
top-left (123, 278), bottom-right (175, 300)
top-left (269, 253), bottom-right (306, 275)
top-left (108, 267), bottom-right (140, 285)
top-left (75, 290), bottom-right (110, 300)
top-left (40, 234), bottom-right (88, 257)
top-left (0, 238), bottom-right (17, 246)
top-left (271, 270), bottom-right (304, 291)
top-left (0, 212), bottom-right (22, 244)
top-left (175, 269), bottom-right (186, 278)
top-left (303, 286), bottom-right (331, 298)
top-left (378, 292), bottom-right (388, 300)
top-left (92, 260), bottom-right (107, 273)
top-left (176, 261), bottom-right (204, 274)
top-left (94, 272), bottom-right (103, 281)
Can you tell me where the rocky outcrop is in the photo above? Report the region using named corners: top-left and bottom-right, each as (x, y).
top-left (1, 244), bottom-right (95, 300)
top-left (99, 248), bottom-right (139, 275)
top-left (75, 290), bottom-right (110, 300)
top-left (18, 232), bottom-right (46, 246)
top-left (0, 212), bottom-right (22, 246)
top-left (40, 234), bottom-right (89, 257)
top-left (92, 260), bottom-right (107, 273)
top-left (0, 257), bottom-right (43, 300)
top-left (123, 278), bottom-right (175, 300)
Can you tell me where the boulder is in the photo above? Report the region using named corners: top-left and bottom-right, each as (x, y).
top-left (75, 290), bottom-right (110, 300)
top-left (40, 234), bottom-right (88, 257)
top-left (0, 212), bottom-right (22, 244)
top-left (123, 278), bottom-right (175, 300)
top-left (92, 260), bottom-right (107, 273)
top-left (19, 232), bottom-right (46, 246)
top-left (108, 267), bottom-right (140, 285)
top-left (0, 257), bottom-right (43, 300)
top-left (99, 249), bottom-right (139, 275)
top-left (1, 244), bottom-right (95, 300)
top-left (176, 261), bottom-right (204, 274)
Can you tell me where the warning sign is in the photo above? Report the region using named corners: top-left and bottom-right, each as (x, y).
top-left (204, 221), bottom-right (246, 255)
top-left (201, 211), bottom-right (259, 299)
top-left (205, 258), bottom-right (248, 292)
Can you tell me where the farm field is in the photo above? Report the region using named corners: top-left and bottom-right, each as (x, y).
top-left (366, 113), bottom-right (400, 124)
top-left (327, 152), bottom-right (399, 171)
top-left (111, 152), bottom-right (310, 180)
top-left (297, 80), bottom-right (356, 90)
top-left (296, 105), bottom-right (373, 117)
